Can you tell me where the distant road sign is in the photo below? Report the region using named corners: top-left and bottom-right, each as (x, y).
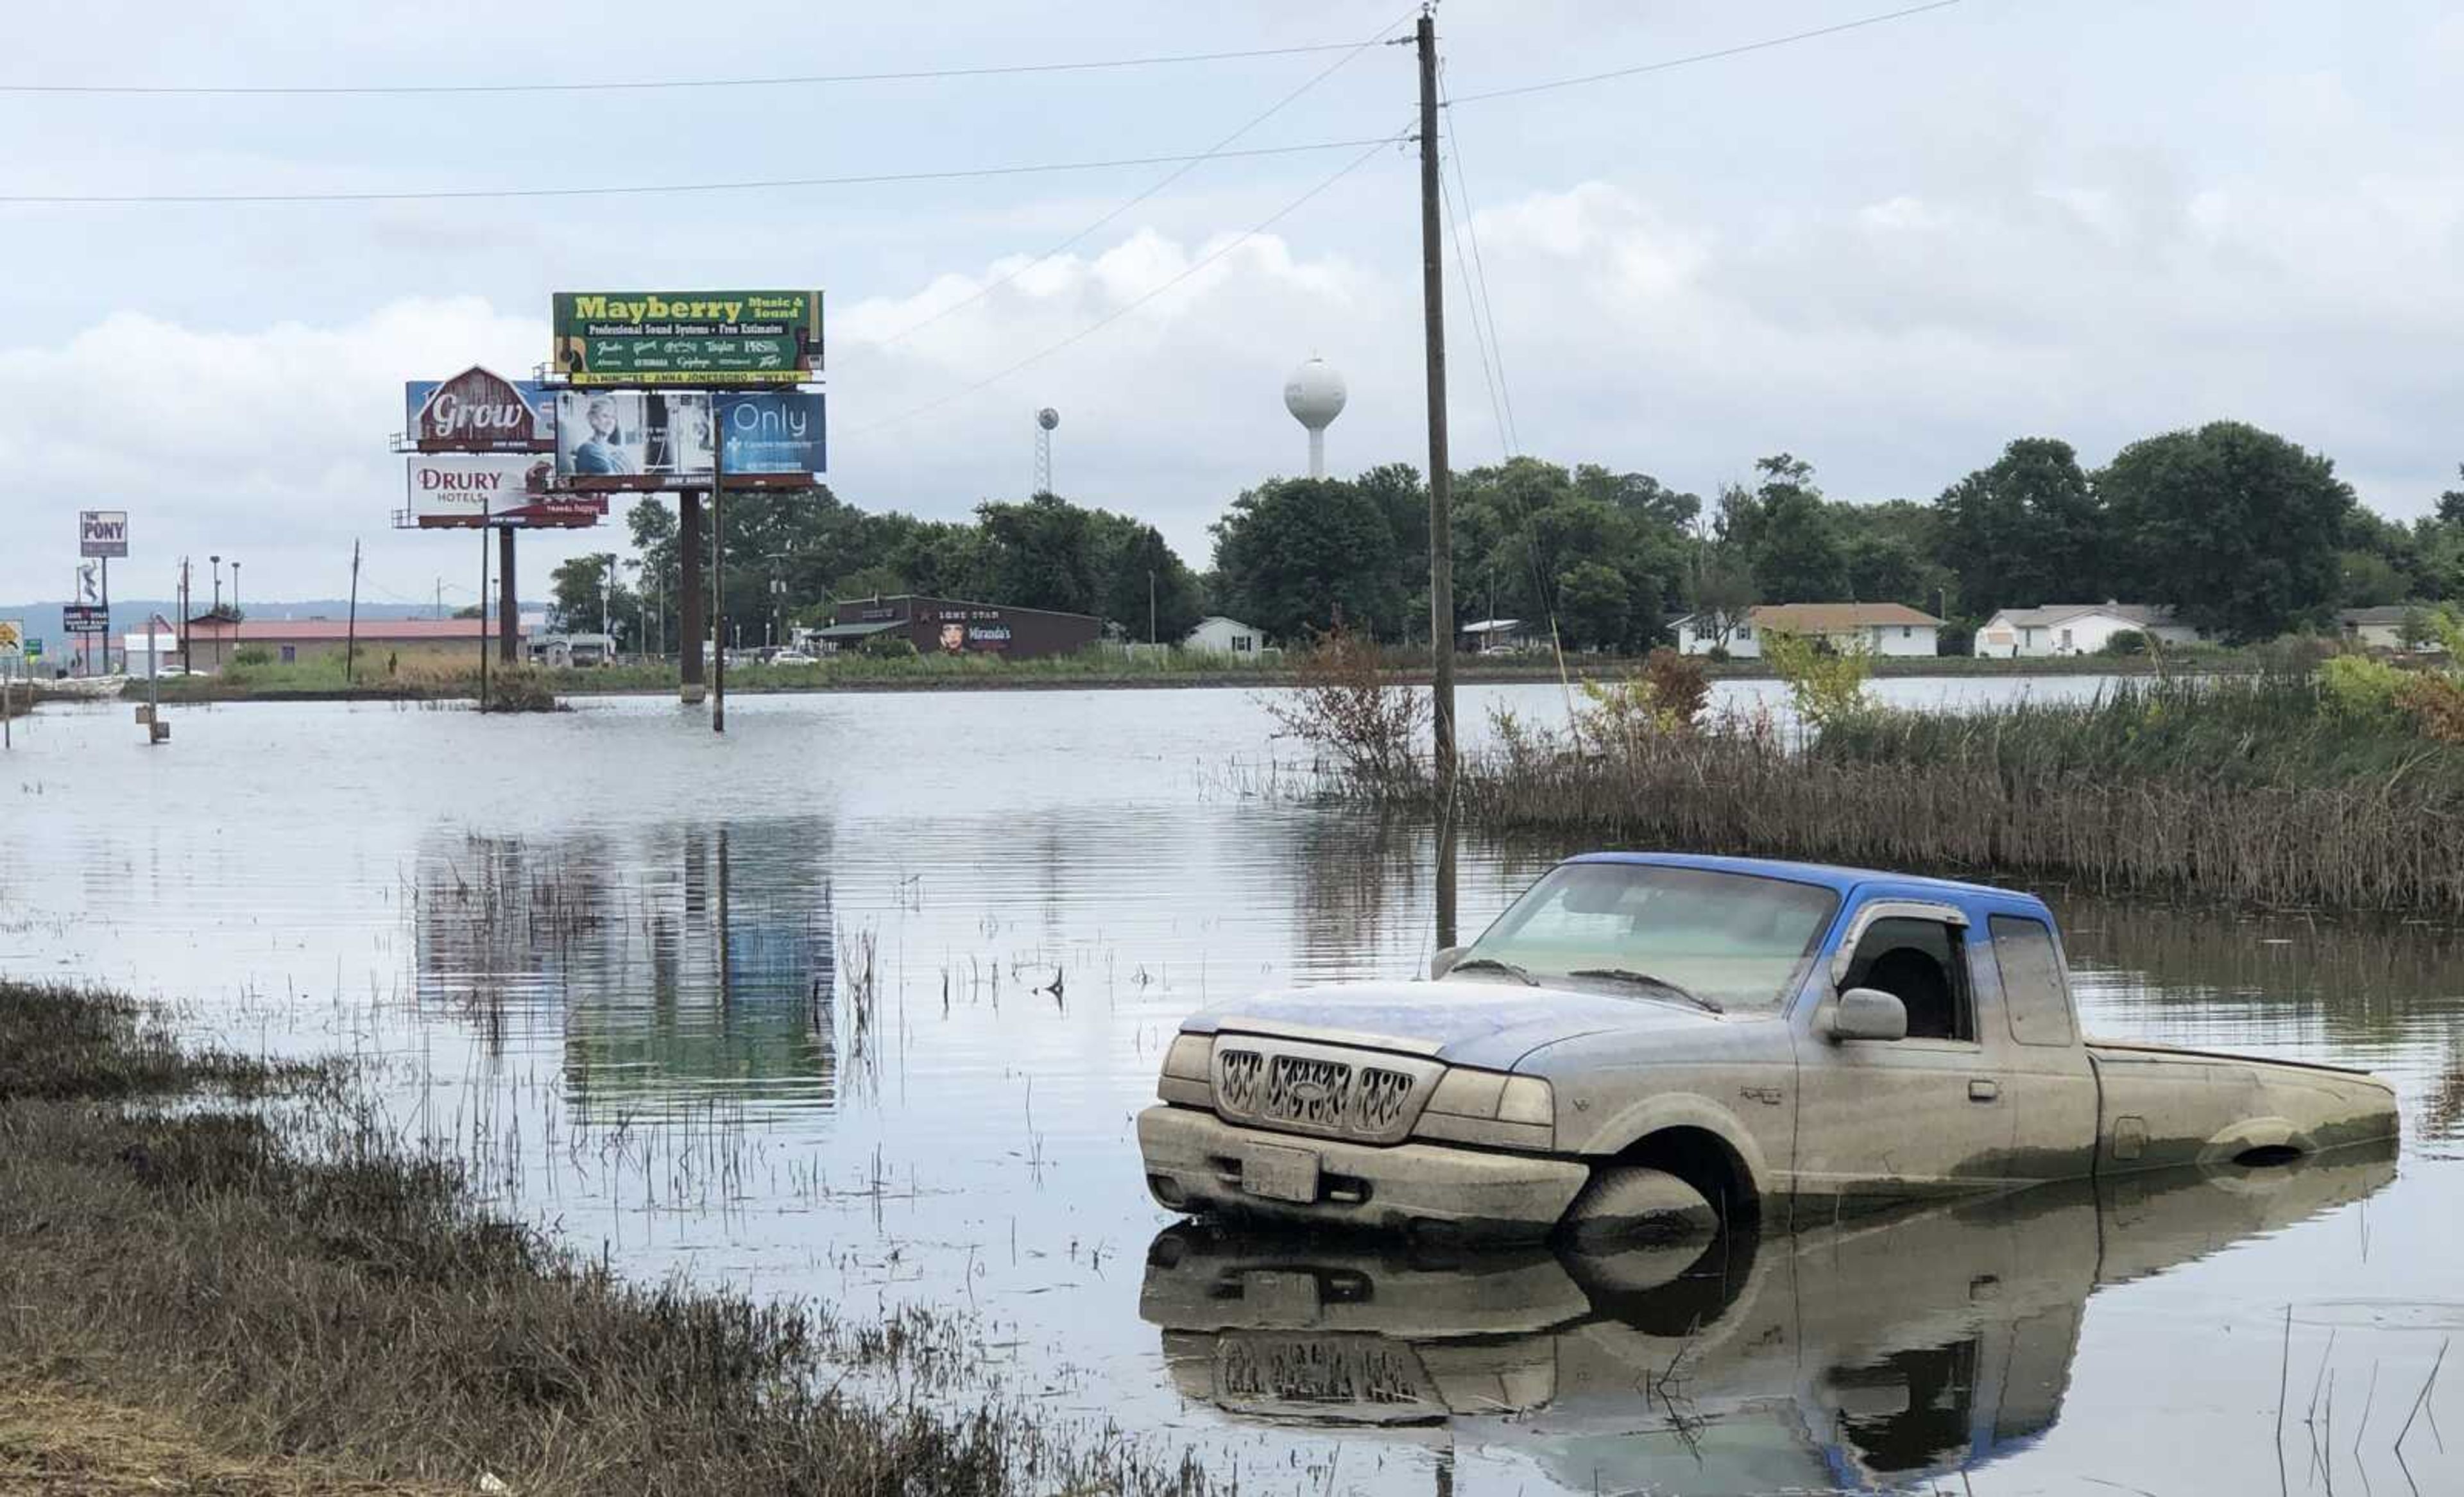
top-left (25, 637), bottom-right (42, 659)
top-left (79, 510), bottom-right (129, 558)
top-left (0, 620), bottom-right (21, 656)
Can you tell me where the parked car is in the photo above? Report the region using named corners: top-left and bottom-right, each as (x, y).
top-left (1137, 853), bottom-right (2399, 1242)
top-left (769, 649), bottom-right (817, 667)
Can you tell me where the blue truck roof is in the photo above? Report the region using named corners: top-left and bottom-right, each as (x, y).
top-left (1564, 851), bottom-right (2049, 913)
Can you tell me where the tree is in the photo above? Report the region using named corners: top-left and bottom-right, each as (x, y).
top-left (1555, 561), bottom-right (1632, 651)
top-left (1684, 549), bottom-right (1758, 650)
top-left (548, 553), bottom-right (631, 635)
top-left (1931, 438), bottom-right (2104, 615)
top-left (2096, 421), bottom-right (2356, 643)
top-left (1737, 456), bottom-right (1849, 604)
top-left (1102, 524), bottom-right (1205, 643)
top-left (1211, 477), bottom-right (1408, 642)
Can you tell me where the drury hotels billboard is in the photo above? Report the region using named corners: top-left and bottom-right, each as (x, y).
top-left (405, 367), bottom-right (554, 452)
top-left (79, 509), bottom-right (129, 558)
top-left (552, 291), bottom-right (822, 386)
top-left (406, 455), bottom-right (606, 528)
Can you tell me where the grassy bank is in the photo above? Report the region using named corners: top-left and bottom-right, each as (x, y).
top-left (0, 982), bottom-right (1202, 1497)
top-left (125, 643), bottom-right (2266, 706)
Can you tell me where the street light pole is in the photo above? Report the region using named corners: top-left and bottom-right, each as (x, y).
top-left (210, 554), bottom-right (223, 671)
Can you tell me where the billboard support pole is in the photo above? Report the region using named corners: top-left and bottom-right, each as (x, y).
top-left (99, 556), bottom-right (111, 675)
top-left (345, 540), bottom-right (361, 686)
top-left (679, 492), bottom-right (706, 704)
top-left (499, 529), bottom-right (519, 665)
top-left (477, 523), bottom-right (491, 711)
top-left (712, 438), bottom-right (726, 735)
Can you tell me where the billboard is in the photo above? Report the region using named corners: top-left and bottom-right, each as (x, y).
top-left (716, 391), bottom-right (826, 486)
top-left (62, 604), bottom-right (110, 636)
top-left (554, 390), bottom-right (713, 490)
top-left (80, 509), bottom-right (129, 558)
top-left (406, 367), bottom-right (554, 452)
top-left (406, 454), bottom-right (606, 528)
top-left (552, 290), bottom-right (823, 386)
top-left (0, 620), bottom-right (20, 658)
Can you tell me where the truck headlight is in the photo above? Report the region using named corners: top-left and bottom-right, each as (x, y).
top-left (1413, 1069), bottom-right (1555, 1151)
top-left (1157, 1032), bottom-right (1213, 1106)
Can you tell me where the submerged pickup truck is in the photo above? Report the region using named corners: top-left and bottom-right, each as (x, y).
top-left (1137, 853), bottom-right (2400, 1241)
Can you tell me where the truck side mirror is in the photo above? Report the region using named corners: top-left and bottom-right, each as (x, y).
top-left (1430, 946), bottom-right (1464, 980)
top-left (1830, 987), bottom-right (1908, 1043)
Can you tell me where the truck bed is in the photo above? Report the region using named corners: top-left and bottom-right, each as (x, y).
top-left (2084, 1037), bottom-right (2399, 1172)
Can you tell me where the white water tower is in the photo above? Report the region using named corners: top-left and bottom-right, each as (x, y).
top-left (1283, 356), bottom-right (1346, 479)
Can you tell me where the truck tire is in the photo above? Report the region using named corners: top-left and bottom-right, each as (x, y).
top-left (1559, 1165), bottom-right (1717, 1247)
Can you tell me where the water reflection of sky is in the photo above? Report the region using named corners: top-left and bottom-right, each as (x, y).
top-left (1, 685), bottom-right (2458, 1494)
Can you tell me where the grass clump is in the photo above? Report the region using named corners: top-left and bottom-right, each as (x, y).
top-left (0, 980), bottom-right (1206, 1497)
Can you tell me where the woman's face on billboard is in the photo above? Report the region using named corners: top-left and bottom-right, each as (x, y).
top-left (586, 400), bottom-right (618, 438)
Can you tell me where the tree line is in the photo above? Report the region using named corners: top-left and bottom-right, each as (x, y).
top-left (550, 418), bottom-right (2464, 651)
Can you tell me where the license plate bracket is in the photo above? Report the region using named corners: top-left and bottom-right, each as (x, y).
top-left (1242, 1143), bottom-right (1321, 1204)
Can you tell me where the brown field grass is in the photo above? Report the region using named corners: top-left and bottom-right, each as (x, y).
top-left (0, 982), bottom-right (1205, 1497)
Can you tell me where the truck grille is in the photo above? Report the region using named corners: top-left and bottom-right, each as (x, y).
top-left (1210, 1039), bottom-right (1439, 1145)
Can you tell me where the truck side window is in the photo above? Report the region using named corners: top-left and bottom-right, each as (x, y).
top-left (1989, 914), bottom-right (2076, 1047)
top-left (1844, 916), bottom-right (1974, 1043)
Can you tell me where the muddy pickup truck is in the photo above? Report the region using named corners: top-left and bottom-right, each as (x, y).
top-left (1137, 853), bottom-right (2399, 1241)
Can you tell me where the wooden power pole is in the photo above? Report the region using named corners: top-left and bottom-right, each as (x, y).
top-left (1416, 8), bottom-right (1458, 950)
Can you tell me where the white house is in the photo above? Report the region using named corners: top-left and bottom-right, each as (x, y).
top-left (1457, 618), bottom-right (1544, 654)
top-left (1184, 615), bottom-right (1265, 658)
top-left (1975, 603), bottom-right (2201, 658)
top-left (2336, 606), bottom-right (2413, 651)
top-left (1674, 603), bottom-right (1942, 659)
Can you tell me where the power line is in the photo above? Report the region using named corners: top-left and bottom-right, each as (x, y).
top-left (847, 130), bottom-right (1407, 440)
top-left (1439, 69), bottom-right (1519, 458)
top-left (1437, 142), bottom-right (1509, 461)
top-left (0, 137), bottom-right (1396, 206)
top-left (880, 8), bottom-right (1416, 348)
top-left (1444, 1), bottom-right (1964, 107)
top-left (0, 40), bottom-right (1373, 98)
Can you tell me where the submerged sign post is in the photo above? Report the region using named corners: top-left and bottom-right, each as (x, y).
top-left (552, 291), bottom-right (823, 387)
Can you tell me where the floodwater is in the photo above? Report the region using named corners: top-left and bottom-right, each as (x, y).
top-left (1, 679), bottom-right (2458, 1496)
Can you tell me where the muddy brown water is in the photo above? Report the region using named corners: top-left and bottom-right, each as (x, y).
top-left (2, 682), bottom-right (2457, 1495)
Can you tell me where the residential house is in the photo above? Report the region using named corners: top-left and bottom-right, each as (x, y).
top-left (1458, 618), bottom-right (1543, 653)
top-left (2336, 606), bottom-right (2413, 651)
top-left (1184, 615), bottom-right (1266, 658)
top-left (1674, 603), bottom-right (1942, 659)
top-left (1975, 603), bottom-right (2200, 658)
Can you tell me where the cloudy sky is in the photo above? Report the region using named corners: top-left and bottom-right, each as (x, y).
top-left (4, 0), bottom-right (2460, 607)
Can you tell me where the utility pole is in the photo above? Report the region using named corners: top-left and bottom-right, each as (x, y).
top-left (177, 557), bottom-right (190, 673)
top-left (477, 526), bottom-right (490, 709)
top-left (499, 529), bottom-right (520, 665)
top-left (1416, 7), bottom-right (1458, 950)
top-left (345, 540), bottom-right (361, 685)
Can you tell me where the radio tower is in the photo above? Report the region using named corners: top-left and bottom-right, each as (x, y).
top-left (1034, 407), bottom-right (1059, 495)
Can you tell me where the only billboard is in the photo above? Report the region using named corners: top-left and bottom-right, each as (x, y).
top-left (79, 510), bottom-right (129, 558)
top-left (406, 455), bottom-right (606, 528)
top-left (716, 391), bottom-right (826, 487)
top-left (406, 367), bottom-right (554, 452)
top-left (552, 290), bottom-right (822, 387)
top-left (554, 391), bottom-right (713, 490)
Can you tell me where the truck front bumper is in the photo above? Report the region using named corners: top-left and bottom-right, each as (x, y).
top-left (1137, 1104), bottom-right (1589, 1243)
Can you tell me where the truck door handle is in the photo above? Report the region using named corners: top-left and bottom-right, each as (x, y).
top-left (1968, 1079), bottom-right (2000, 1102)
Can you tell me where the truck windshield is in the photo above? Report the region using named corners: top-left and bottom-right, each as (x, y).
top-left (1456, 863), bottom-right (1839, 1014)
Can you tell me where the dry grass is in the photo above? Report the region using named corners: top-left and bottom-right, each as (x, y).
top-left (0, 981), bottom-right (1207, 1497)
top-left (1405, 717), bottom-right (2464, 915)
top-left (0, 1380), bottom-right (465, 1496)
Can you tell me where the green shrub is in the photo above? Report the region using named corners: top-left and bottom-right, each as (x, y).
top-left (860, 632), bottom-right (918, 660)
top-left (2100, 629), bottom-right (2148, 658)
top-left (2317, 654), bottom-right (2408, 723)
top-left (230, 646), bottom-right (272, 667)
top-left (1765, 630), bottom-right (1874, 731)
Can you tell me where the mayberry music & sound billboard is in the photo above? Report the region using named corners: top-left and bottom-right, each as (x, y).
top-left (552, 291), bottom-right (823, 386)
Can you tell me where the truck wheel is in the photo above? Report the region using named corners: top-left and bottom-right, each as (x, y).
top-left (1559, 1165), bottom-right (1717, 1247)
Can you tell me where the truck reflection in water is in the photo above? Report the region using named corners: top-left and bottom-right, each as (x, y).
top-left (1142, 1145), bottom-right (2393, 1493)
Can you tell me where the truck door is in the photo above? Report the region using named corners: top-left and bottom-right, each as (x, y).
top-left (1793, 898), bottom-right (2021, 1208)
top-left (1978, 911), bottom-right (2099, 1180)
